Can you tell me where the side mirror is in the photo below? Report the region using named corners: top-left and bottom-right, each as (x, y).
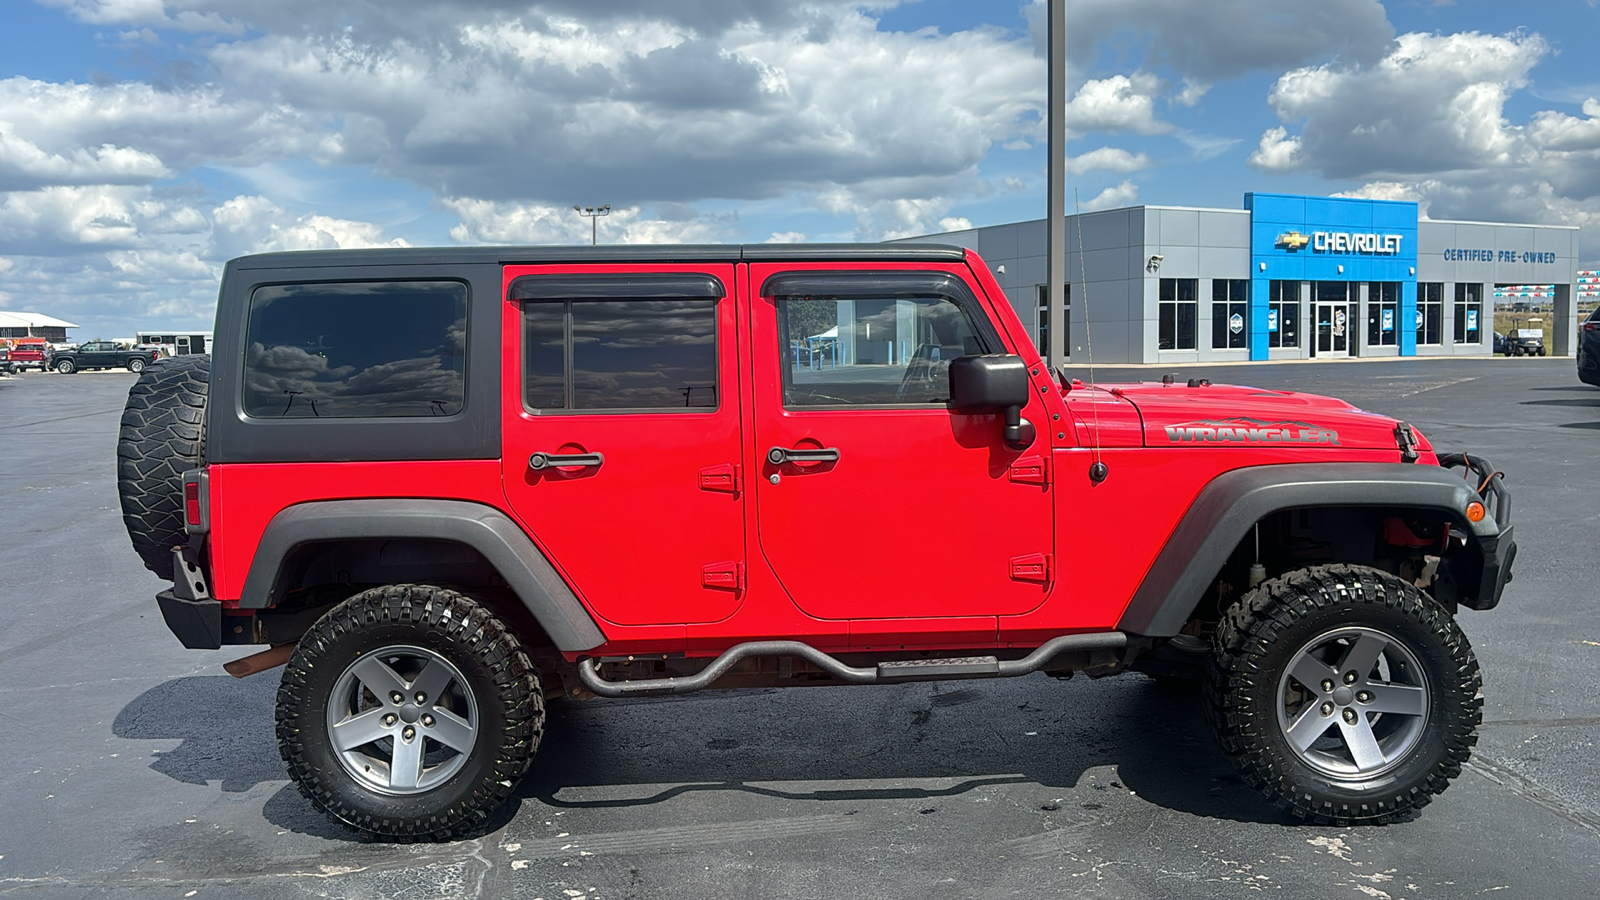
top-left (948, 355), bottom-right (1035, 450)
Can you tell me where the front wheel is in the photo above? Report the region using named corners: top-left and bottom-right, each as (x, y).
top-left (54, 358), bottom-right (75, 374)
top-left (1207, 564), bottom-right (1480, 825)
top-left (275, 585), bottom-right (545, 841)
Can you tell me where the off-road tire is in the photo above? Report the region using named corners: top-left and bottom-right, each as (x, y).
top-left (275, 585), bottom-right (545, 841)
top-left (55, 358), bottom-right (74, 374)
top-left (1206, 564), bottom-right (1481, 825)
top-left (117, 354), bottom-right (209, 579)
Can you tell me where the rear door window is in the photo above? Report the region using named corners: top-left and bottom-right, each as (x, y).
top-left (520, 299), bottom-right (718, 412)
top-left (243, 281), bottom-right (468, 418)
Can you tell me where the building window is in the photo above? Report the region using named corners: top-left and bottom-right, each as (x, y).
top-left (1417, 283), bottom-right (1443, 346)
top-left (1454, 282), bottom-right (1483, 344)
top-left (1367, 282), bottom-right (1399, 347)
top-left (1268, 280), bottom-right (1300, 348)
top-left (1211, 280), bottom-right (1249, 349)
top-left (1034, 284), bottom-right (1070, 361)
top-left (1159, 278), bottom-right (1197, 350)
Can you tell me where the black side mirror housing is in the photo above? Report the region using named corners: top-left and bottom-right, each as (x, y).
top-left (949, 355), bottom-right (1030, 411)
top-left (948, 355), bottom-right (1036, 450)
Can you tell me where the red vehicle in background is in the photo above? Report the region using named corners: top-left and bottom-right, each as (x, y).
top-left (9, 338), bottom-right (51, 371)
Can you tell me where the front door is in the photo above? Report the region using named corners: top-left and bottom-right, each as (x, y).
top-left (748, 264), bottom-right (1056, 622)
top-left (1313, 303), bottom-right (1351, 357)
top-left (499, 264), bottom-right (746, 627)
top-left (80, 342), bottom-right (115, 367)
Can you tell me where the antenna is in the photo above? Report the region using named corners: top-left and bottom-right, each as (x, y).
top-left (1072, 189), bottom-right (1109, 485)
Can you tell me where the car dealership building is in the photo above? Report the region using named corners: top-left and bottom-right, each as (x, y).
top-left (902, 193), bottom-right (1581, 364)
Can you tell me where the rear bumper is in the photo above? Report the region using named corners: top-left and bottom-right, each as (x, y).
top-left (156, 590), bottom-right (222, 649)
top-left (1578, 348), bottom-right (1600, 386)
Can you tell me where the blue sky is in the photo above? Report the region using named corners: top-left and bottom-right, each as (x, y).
top-left (2, 0), bottom-right (1599, 336)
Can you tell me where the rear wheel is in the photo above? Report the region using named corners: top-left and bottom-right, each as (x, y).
top-left (1207, 564), bottom-right (1480, 825)
top-left (275, 585), bottom-right (544, 841)
top-left (128, 357), bottom-right (146, 373)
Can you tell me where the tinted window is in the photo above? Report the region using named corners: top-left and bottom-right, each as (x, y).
top-left (777, 293), bottom-right (992, 408)
top-left (243, 281), bottom-right (467, 418)
top-left (522, 299), bottom-right (718, 411)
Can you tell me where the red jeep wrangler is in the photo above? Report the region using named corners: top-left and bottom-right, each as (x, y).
top-left (117, 244), bottom-right (1514, 841)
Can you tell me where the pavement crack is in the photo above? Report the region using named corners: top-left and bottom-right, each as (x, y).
top-left (1467, 754), bottom-right (1600, 837)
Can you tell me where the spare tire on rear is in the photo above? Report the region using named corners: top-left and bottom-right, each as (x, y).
top-left (118, 354), bottom-right (210, 580)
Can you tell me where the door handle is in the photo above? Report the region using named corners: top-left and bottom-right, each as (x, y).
top-left (766, 446), bottom-right (840, 466)
top-left (528, 451), bottom-right (605, 470)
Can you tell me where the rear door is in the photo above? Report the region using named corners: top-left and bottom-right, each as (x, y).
top-left (499, 264), bottom-right (746, 627)
top-left (747, 263), bottom-right (1056, 623)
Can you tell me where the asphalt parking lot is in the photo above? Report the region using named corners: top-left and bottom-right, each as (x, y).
top-left (1, 359), bottom-right (1597, 899)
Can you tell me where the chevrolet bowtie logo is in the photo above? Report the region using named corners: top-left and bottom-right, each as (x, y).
top-left (1277, 231), bottom-right (1310, 251)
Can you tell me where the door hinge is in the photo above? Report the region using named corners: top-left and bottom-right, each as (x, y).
top-left (699, 463), bottom-right (743, 494)
top-left (702, 561), bottom-right (745, 591)
top-left (1009, 456), bottom-right (1049, 486)
top-left (1009, 553), bottom-right (1052, 584)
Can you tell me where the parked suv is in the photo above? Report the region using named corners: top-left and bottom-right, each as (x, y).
top-left (118, 245), bottom-right (1515, 841)
top-left (1580, 307), bottom-right (1600, 386)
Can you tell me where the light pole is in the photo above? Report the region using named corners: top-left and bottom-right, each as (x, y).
top-left (573, 204), bottom-right (611, 245)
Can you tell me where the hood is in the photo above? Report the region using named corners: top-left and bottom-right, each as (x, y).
top-left (1103, 381), bottom-right (1428, 453)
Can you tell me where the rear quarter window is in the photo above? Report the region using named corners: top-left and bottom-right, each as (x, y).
top-left (243, 281), bottom-right (468, 418)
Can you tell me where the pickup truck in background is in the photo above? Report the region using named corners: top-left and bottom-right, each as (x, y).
top-left (50, 341), bottom-right (160, 374)
top-left (9, 339), bottom-right (52, 371)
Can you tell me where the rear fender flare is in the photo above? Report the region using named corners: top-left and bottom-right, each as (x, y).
top-left (239, 498), bottom-right (605, 652)
top-left (1118, 463), bottom-right (1500, 637)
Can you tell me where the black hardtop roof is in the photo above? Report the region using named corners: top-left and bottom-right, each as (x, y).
top-left (229, 243), bottom-right (968, 270)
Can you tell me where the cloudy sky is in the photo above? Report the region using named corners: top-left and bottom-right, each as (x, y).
top-left (3, 0), bottom-right (1599, 337)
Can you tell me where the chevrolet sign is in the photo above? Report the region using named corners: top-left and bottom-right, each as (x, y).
top-left (1312, 231), bottom-right (1404, 255)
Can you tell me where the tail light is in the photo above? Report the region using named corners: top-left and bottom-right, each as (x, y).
top-left (182, 468), bottom-right (210, 534)
top-left (1584, 322), bottom-right (1598, 332)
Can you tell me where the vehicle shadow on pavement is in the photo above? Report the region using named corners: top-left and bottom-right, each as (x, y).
top-left (113, 672), bottom-right (422, 839)
top-left (115, 671), bottom-right (1293, 838)
top-left (516, 676), bottom-right (1291, 826)
top-left (1519, 397), bottom-right (1600, 408)
top-left (114, 673), bottom-right (286, 792)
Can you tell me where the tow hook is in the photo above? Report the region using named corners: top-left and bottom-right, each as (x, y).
top-left (223, 644), bottom-right (295, 678)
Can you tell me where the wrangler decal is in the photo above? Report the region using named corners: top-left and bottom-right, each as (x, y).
top-left (1163, 417), bottom-right (1340, 446)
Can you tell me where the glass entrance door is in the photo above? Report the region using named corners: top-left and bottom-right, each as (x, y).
top-left (1312, 282), bottom-right (1352, 358)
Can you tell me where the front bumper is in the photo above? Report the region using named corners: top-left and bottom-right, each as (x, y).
top-left (1437, 452), bottom-right (1515, 611)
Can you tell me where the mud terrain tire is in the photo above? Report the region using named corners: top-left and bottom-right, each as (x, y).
top-left (275, 585), bottom-right (545, 841)
top-left (117, 354), bottom-right (209, 579)
top-left (1207, 564), bottom-right (1481, 825)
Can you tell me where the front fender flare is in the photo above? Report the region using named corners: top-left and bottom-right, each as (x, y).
top-left (1118, 463), bottom-right (1505, 637)
top-left (239, 498), bottom-right (605, 652)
